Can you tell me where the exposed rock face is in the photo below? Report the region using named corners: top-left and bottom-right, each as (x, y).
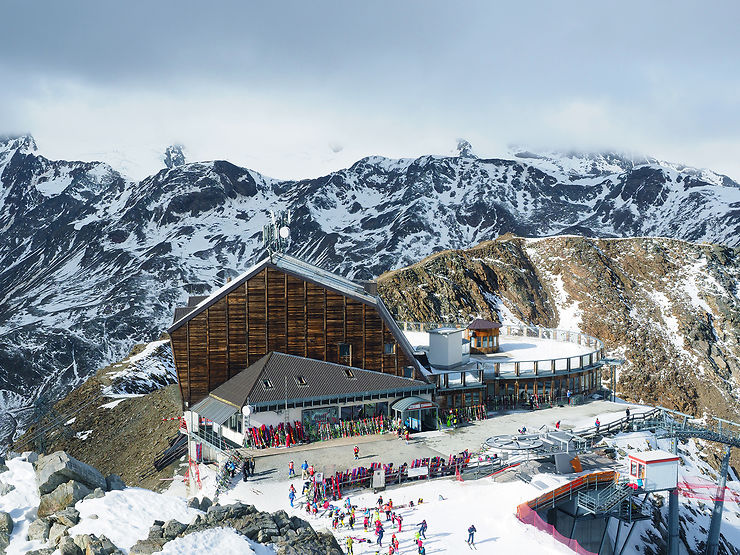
top-left (379, 236), bottom-right (740, 430)
top-left (36, 451), bottom-right (107, 495)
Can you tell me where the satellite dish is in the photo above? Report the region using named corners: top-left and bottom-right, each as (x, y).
top-left (242, 405), bottom-right (252, 417)
top-left (279, 226), bottom-right (290, 239)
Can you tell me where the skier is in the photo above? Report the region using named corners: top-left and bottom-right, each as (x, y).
top-left (288, 489), bottom-right (295, 508)
top-left (595, 418), bottom-right (601, 433)
top-left (249, 457), bottom-right (256, 476)
top-left (288, 460), bottom-right (295, 477)
top-left (626, 408), bottom-right (631, 419)
top-left (405, 430), bottom-right (410, 445)
top-left (567, 389), bottom-right (572, 404)
top-left (301, 460), bottom-right (309, 479)
top-left (417, 537), bottom-right (423, 553)
top-left (354, 445), bottom-right (359, 459)
top-left (392, 534), bottom-right (399, 552)
top-left (345, 537), bottom-right (354, 555)
top-left (377, 523), bottom-right (385, 547)
top-left (555, 420), bottom-right (561, 430)
top-left (397, 513), bottom-right (403, 532)
top-left (419, 519), bottom-right (427, 539)
top-left (241, 459), bottom-right (249, 482)
top-left (363, 514), bottom-right (369, 531)
top-left (467, 524), bottom-right (477, 546)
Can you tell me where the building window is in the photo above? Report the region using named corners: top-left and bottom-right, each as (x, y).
top-left (384, 343), bottom-right (396, 355)
top-left (476, 337), bottom-right (482, 347)
top-left (403, 366), bottom-right (413, 378)
top-left (227, 413), bottom-right (242, 433)
top-left (344, 368), bottom-right (356, 379)
top-left (262, 379), bottom-right (274, 390)
top-left (295, 375), bottom-right (308, 387)
top-left (339, 343), bottom-right (351, 357)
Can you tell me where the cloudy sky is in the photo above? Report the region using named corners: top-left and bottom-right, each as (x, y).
top-left (1, 1), bottom-right (738, 180)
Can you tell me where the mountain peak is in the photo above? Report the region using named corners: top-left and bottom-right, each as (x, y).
top-left (456, 139), bottom-right (476, 159)
top-left (0, 134), bottom-right (37, 155)
top-left (163, 144), bottom-right (186, 169)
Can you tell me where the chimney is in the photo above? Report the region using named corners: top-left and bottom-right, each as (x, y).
top-left (361, 280), bottom-right (378, 296)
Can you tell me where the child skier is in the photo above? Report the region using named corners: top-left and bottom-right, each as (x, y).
top-left (353, 445), bottom-right (359, 459)
top-left (345, 537), bottom-right (354, 555)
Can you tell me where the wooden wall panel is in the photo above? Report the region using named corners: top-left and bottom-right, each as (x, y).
top-left (382, 323), bottom-right (399, 375)
top-left (227, 285), bottom-right (247, 378)
top-left (345, 300), bottom-right (365, 368)
top-left (207, 301), bottom-right (228, 390)
top-left (286, 275), bottom-right (306, 356)
top-left (170, 328), bottom-right (189, 400)
top-left (306, 283), bottom-right (325, 360)
top-left (247, 269), bottom-right (267, 362)
top-left (267, 267), bottom-right (287, 354)
top-left (325, 291), bottom-right (344, 363)
top-left (187, 314), bottom-right (209, 403)
top-left (364, 310), bottom-right (383, 372)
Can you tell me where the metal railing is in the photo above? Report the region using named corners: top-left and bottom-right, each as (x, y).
top-left (401, 321), bottom-right (604, 378)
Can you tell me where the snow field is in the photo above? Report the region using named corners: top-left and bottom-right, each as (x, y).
top-left (158, 527), bottom-right (273, 554)
top-left (0, 457), bottom-right (44, 554)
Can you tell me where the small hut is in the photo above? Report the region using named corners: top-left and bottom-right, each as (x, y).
top-left (466, 318), bottom-right (502, 354)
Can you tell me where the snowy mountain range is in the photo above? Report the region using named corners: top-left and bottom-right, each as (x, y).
top-left (1, 133), bottom-right (739, 442)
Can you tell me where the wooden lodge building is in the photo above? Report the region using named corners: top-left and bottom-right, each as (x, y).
top-left (168, 255), bottom-right (438, 451)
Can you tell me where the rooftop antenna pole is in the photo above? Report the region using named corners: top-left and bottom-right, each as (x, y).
top-left (262, 210), bottom-right (292, 263)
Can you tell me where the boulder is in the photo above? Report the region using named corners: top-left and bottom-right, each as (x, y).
top-left (35, 452), bottom-right (106, 495)
top-left (186, 498), bottom-right (200, 510)
top-left (26, 517), bottom-right (51, 541)
top-left (73, 533), bottom-right (122, 555)
top-left (26, 549), bottom-right (55, 555)
top-left (147, 525), bottom-right (163, 540)
top-left (163, 519), bottom-right (187, 539)
top-left (0, 481), bottom-right (15, 496)
top-left (199, 496), bottom-right (212, 512)
top-left (49, 521), bottom-right (70, 545)
top-left (22, 451), bottom-right (39, 465)
top-left (129, 537), bottom-right (167, 554)
top-left (82, 488), bottom-right (106, 502)
top-left (205, 505), bottom-right (228, 525)
top-left (38, 481), bottom-right (91, 517)
top-left (58, 535), bottom-right (83, 555)
top-left (51, 507), bottom-right (80, 527)
top-left (105, 475), bottom-right (125, 491)
top-left (0, 512), bottom-right (13, 536)
top-left (0, 455), bottom-right (7, 473)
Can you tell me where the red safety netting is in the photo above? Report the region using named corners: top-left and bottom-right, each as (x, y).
top-left (516, 503), bottom-right (598, 555)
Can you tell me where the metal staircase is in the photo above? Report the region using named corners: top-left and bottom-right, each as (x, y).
top-left (577, 479), bottom-right (632, 514)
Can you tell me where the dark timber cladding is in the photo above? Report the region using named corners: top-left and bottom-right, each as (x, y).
top-left (169, 255), bottom-right (422, 407)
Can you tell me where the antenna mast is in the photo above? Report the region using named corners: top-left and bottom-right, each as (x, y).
top-left (262, 210), bottom-right (292, 261)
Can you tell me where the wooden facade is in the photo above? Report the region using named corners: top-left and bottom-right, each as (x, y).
top-left (170, 266), bottom-right (419, 407)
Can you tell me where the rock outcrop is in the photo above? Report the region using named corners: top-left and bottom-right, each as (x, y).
top-left (36, 451), bottom-right (107, 495)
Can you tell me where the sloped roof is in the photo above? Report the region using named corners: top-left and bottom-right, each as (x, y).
top-left (467, 318), bottom-right (502, 330)
top-left (189, 396), bottom-right (237, 425)
top-left (207, 352), bottom-right (433, 409)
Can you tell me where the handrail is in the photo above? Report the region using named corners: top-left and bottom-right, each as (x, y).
top-left (524, 471), bottom-right (617, 512)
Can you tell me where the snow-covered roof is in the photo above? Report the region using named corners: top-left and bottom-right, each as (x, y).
top-left (628, 450), bottom-right (679, 464)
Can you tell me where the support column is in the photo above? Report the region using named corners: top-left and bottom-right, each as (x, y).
top-left (706, 445), bottom-right (732, 555)
top-left (668, 488), bottom-right (679, 555)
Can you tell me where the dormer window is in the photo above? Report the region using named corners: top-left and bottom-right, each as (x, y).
top-left (384, 343), bottom-right (396, 355)
top-left (344, 369), bottom-right (355, 379)
top-left (262, 379), bottom-right (274, 390)
top-left (295, 375), bottom-right (308, 387)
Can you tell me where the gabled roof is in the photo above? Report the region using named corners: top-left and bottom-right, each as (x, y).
top-left (207, 352), bottom-right (433, 409)
top-left (168, 254), bottom-right (375, 333)
top-left (467, 317), bottom-right (502, 330)
top-left (167, 253), bottom-right (423, 374)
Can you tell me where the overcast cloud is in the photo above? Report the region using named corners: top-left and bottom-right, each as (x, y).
top-left (1, 1), bottom-right (739, 180)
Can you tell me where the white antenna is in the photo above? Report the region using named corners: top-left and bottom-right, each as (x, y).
top-left (262, 209), bottom-right (292, 260)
